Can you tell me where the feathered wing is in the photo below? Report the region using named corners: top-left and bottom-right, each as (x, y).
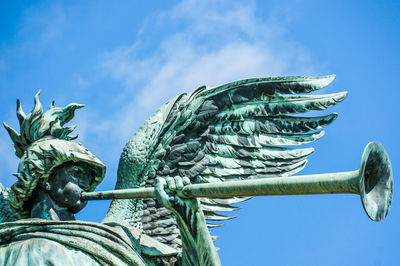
top-left (104, 75), bottom-right (347, 250)
top-left (0, 184), bottom-right (17, 223)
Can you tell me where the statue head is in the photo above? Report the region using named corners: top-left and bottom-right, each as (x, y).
top-left (3, 92), bottom-right (106, 219)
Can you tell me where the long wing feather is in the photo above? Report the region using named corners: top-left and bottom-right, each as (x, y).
top-left (105, 75), bottom-right (347, 250)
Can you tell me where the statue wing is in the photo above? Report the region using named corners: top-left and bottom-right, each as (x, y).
top-left (104, 75), bottom-right (347, 250)
top-left (0, 184), bottom-right (17, 223)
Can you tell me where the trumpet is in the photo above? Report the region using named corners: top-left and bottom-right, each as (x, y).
top-left (82, 141), bottom-right (393, 221)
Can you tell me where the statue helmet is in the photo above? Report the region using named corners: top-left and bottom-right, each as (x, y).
top-left (3, 92), bottom-right (106, 218)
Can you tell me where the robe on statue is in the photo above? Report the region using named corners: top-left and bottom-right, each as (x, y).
top-left (0, 219), bottom-right (179, 266)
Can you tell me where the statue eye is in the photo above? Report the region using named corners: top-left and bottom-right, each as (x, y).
top-left (66, 167), bottom-right (86, 179)
top-left (69, 166), bottom-right (78, 172)
top-left (74, 167), bottom-right (83, 173)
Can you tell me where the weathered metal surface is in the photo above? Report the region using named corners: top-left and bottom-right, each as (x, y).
top-left (0, 76), bottom-right (393, 265)
top-left (83, 171), bottom-right (360, 200)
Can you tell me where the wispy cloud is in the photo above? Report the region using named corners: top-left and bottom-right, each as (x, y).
top-left (2, 3), bottom-right (67, 56)
top-left (98, 0), bottom-right (316, 144)
top-left (34, 4), bottom-right (66, 45)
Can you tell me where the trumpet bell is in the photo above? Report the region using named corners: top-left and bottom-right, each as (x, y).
top-left (360, 142), bottom-right (393, 221)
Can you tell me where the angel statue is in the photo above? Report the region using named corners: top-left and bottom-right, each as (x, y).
top-left (0, 75), bottom-right (393, 265)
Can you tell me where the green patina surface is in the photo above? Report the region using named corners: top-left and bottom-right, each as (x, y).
top-left (0, 75), bottom-right (393, 265)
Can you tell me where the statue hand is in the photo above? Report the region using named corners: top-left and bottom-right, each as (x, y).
top-left (155, 176), bottom-right (200, 213)
top-left (155, 176), bottom-right (221, 266)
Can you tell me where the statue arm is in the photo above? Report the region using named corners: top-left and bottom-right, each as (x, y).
top-left (155, 177), bottom-right (221, 266)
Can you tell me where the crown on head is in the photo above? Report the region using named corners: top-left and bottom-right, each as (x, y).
top-left (3, 92), bottom-right (84, 158)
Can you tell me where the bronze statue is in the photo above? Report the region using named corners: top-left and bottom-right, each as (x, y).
top-left (0, 75), bottom-right (393, 265)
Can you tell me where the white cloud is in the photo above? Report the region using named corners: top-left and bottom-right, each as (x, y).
top-left (37, 4), bottom-right (66, 45)
top-left (99, 0), bottom-right (316, 143)
top-left (26, 4), bottom-right (66, 46)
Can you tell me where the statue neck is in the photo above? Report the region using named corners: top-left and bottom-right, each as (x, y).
top-left (30, 187), bottom-right (76, 221)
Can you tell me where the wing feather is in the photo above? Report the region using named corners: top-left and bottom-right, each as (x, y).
top-left (215, 92), bottom-right (347, 119)
top-left (205, 131), bottom-right (324, 147)
top-left (105, 75), bottom-right (346, 250)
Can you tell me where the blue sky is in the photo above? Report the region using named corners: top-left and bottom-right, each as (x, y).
top-left (1, 0), bottom-right (399, 265)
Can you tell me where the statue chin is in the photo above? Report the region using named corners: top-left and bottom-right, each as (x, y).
top-left (67, 199), bottom-right (88, 214)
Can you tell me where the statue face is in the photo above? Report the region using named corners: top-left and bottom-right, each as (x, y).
top-left (48, 162), bottom-right (93, 213)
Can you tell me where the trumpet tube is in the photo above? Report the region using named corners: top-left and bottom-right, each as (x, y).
top-left (82, 170), bottom-right (360, 200)
top-left (82, 142), bottom-right (393, 221)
